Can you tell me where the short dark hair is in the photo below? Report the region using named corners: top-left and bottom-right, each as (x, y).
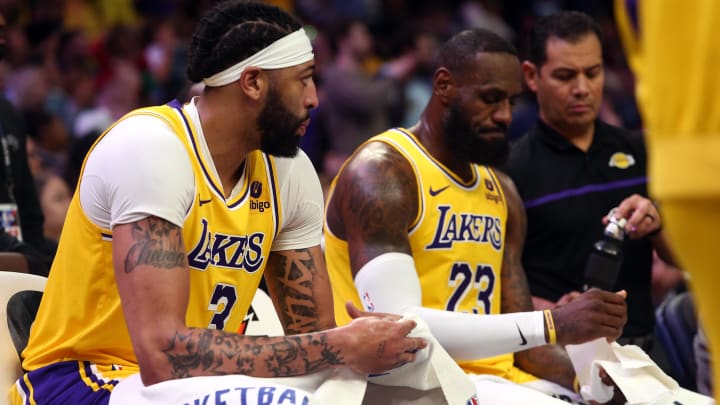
top-left (528, 10), bottom-right (603, 67)
top-left (186, 0), bottom-right (303, 83)
top-left (438, 28), bottom-right (518, 77)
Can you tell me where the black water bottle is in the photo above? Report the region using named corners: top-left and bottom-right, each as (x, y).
top-left (583, 210), bottom-right (626, 291)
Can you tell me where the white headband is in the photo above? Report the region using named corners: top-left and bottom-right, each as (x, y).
top-left (202, 28), bottom-right (313, 87)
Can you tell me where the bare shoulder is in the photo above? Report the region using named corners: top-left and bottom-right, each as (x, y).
top-left (326, 141), bottom-right (418, 240)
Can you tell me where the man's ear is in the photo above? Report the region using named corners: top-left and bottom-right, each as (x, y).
top-left (522, 61), bottom-right (539, 92)
top-left (238, 67), bottom-right (265, 100)
top-left (433, 67), bottom-right (454, 105)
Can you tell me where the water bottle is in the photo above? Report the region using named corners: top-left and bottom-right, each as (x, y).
top-left (583, 209), bottom-right (627, 291)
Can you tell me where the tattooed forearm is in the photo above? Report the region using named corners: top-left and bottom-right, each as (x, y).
top-left (269, 250), bottom-right (321, 333)
top-left (125, 217), bottom-right (186, 273)
top-left (162, 328), bottom-right (344, 379)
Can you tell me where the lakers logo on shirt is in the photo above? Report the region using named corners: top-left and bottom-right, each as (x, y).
top-left (426, 205), bottom-right (503, 250)
top-left (187, 219), bottom-right (267, 272)
top-left (608, 152), bottom-right (635, 169)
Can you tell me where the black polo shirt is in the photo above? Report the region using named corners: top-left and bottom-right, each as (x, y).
top-left (504, 119), bottom-right (653, 338)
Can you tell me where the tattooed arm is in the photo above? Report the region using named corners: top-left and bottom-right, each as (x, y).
top-left (264, 246), bottom-right (337, 334)
top-left (497, 171), bottom-right (627, 390)
top-left (113, 216), bottom-right (425, 385)
top-left (496, 171), bottom-right (576, 389)
top-left (326, 141), bottom-right (418, 272)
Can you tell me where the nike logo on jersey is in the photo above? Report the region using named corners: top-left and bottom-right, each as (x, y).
top-left (516, 323), bottom-right (528, 346)
top-left (199, 198), bottom-right (212, 206)
top-left (429, 185), bottom-right (450, 196)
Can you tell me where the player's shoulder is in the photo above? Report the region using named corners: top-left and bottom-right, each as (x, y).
top-left (271, 148), bottom-right (315, 179)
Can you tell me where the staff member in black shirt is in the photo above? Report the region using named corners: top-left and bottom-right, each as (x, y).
top-left (504, 11), bottom-right (676, 351)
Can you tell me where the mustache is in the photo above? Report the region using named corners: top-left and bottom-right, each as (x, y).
top-left (476, 124), bottom-right (508, 134)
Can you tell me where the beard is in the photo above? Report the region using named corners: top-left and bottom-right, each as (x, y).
top-left (256, 85), bottom-right (307, 157)
top-left (443, 99), bottom-right (510, 167)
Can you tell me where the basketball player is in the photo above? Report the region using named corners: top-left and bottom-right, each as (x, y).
top-left (616, 0), bottom-right (720, 398)
top-left (324, 28), bottom-right (627, 404)
top-left (13, 2), bottom-right (425, 404)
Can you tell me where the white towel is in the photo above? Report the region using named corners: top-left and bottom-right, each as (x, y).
top-left (108, 313), bottom-right (476, 405)
top-left (566, 338), bottom-right (715, 405)
top-left (365, 312), bottom-right (479, 405)
top-left (109, 368), bottom-right (368, 405)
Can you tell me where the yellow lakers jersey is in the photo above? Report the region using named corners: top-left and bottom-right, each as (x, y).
top-left (325, 128), bottom-right (534, 382)
top-left (22, 103), bottom-right (282, 375)
top-left (616, 0), bottom-right (720, 199)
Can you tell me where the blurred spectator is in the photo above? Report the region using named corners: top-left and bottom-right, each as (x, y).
top-left (143, 19), bottom-right (187, 104)
top-left (33, 172), bottom-right (70, 242)
top-left (62, 130), bottom-right (99, 190)
top-left (0, 11), bottom-right (55, 262)
top-left (383, 28), bottom-right (439, 128)
top-left (5, 64), bottom-right (50, 112)
top-left (24, 109), bottom-right (70, 176)
top-left (459, 0), bottom-right (515, 42)
top-left (319, 19), bottom-right (410, 179)
top-left (46, 30), bottom-right (97, 131)
top-left (73, 59), bottom-right (142, 138)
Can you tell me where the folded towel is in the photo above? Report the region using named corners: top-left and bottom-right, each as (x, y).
top-left (366, 312), bottom-right (479, 405)
top-left (566, 338), bottom-right (715, 405)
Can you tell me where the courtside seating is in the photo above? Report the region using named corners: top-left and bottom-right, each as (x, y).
top-left (0, 272), bottom-right (46, 405)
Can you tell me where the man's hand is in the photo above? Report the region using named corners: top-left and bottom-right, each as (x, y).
top-left (556, 290), bottom-right (582, 306)
top-left (588, 367), bottom-right (627, 405)
top-left (552, 289), bottom-right (627, 345)
top-left (603, 194), bottom-right (661, 239)
top-left (335, 302), bottom-right (427, 374)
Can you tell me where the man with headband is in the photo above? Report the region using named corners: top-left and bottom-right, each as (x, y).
top-left (13, 2), bottom-right (426, 404)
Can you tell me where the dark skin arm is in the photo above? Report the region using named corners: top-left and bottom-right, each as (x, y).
top-left (113, 216), bottom-right (423, 385)
top-left (328, 144), bottom-right (626, 395)
top-left (499, 171), bottom-right (627, 392)
top-left (263, 246), bottom-right (337, 334)
top-left (326, 141), bottom-right (418, 272)
top-left (497, 171), bottom-right (576, 390)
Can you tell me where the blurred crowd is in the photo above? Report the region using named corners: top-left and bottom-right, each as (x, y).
top-left (0, 0), bottom-right (640, 244)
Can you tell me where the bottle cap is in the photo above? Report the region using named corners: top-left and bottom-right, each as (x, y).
top-left (604, 209), bottom-right (627, 240)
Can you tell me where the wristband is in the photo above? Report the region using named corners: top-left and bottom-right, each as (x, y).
top-left (573, 375), bottom-right (581, 394)
top-left (543, 309), bottom-right (557, 344)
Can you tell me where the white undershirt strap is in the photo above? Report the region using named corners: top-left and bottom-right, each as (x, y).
top-left (354, 252), bottom-right (548, 361)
